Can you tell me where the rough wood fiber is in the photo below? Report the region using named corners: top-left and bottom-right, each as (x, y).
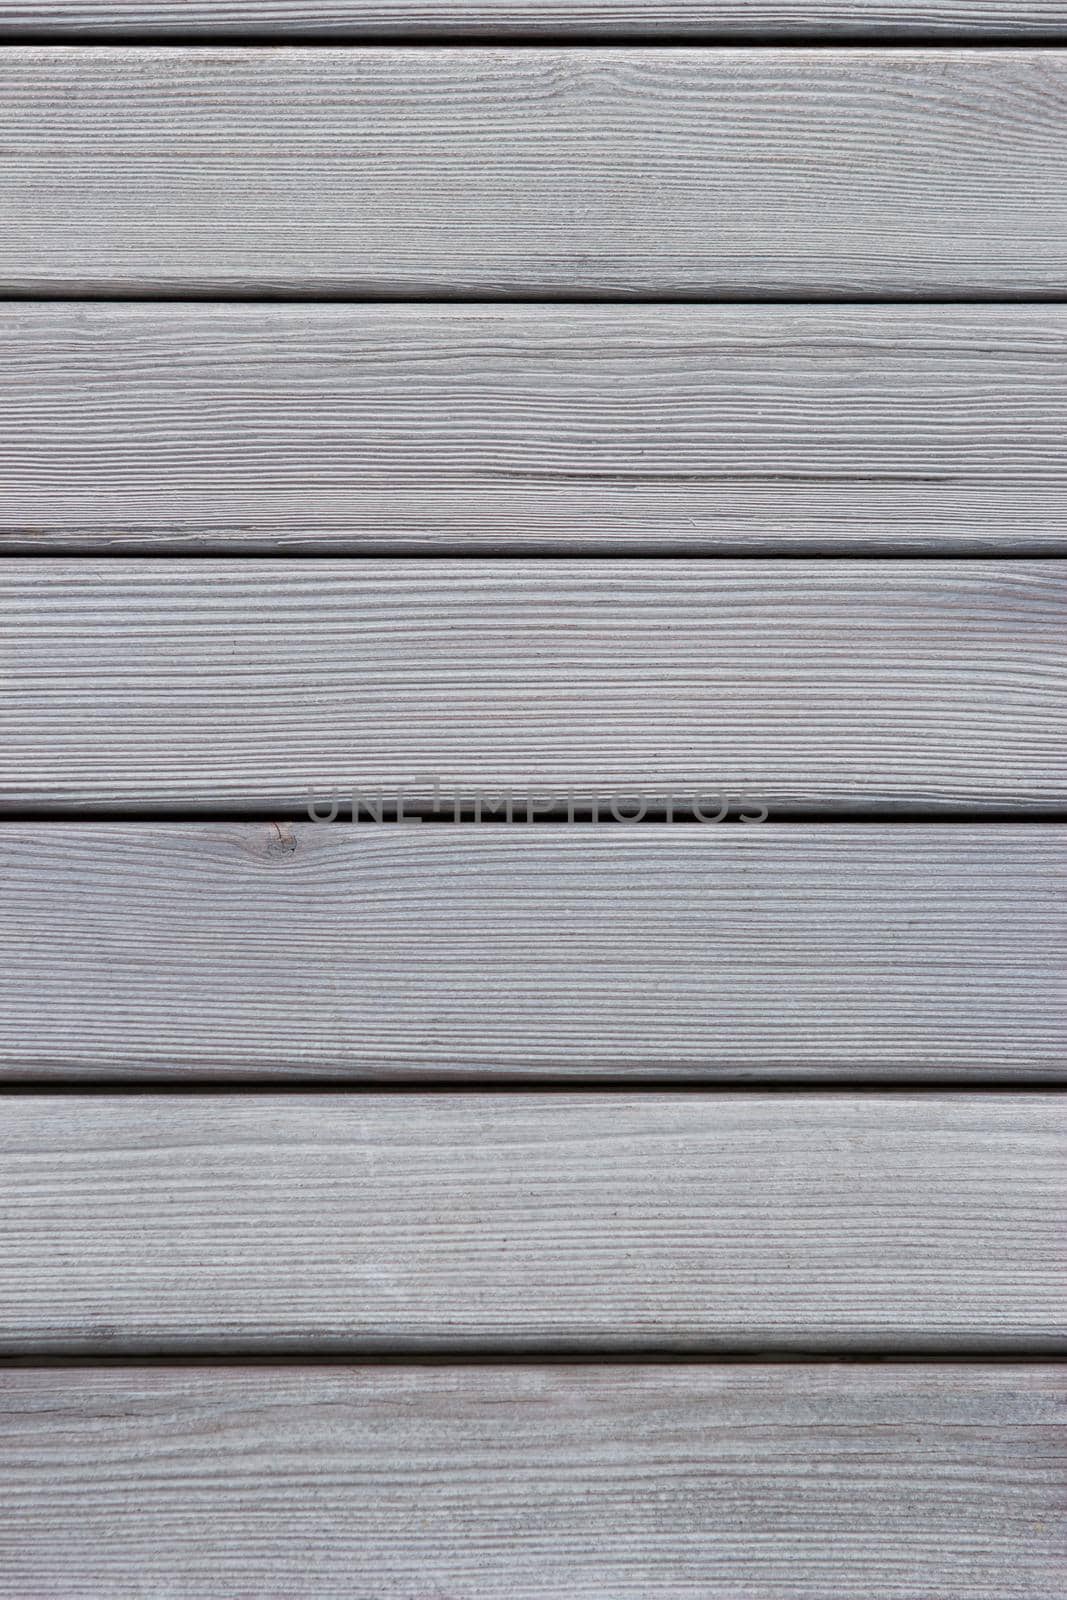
top-left (0, 1095), bottom-right (1063, 1351)
top-left (1, 1365), bottom-right (1063, 1599)
top-left (6, 305), bottom-right (1067, 552)
top-left (0, 825), bottom-right (1063, 1078)
top-left (2, 49), bottom-right (1067, 295)
top-left (4, 4), bottom-right (1067, 38)
top-left (2, 561), bottom-right (1064, 810)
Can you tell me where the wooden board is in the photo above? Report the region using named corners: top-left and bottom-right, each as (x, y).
top-left (5, 4), bottom-right (1067, 40)
top-left (1, 1364), bottom-right (1062, 1598)
top-left (2, 48), bottom-right (1067, 295)
top-left (6, 304), bottom-right (1067, 553)
top-left (0, 1094), bottom-right (1062, 1351)
top-left (3, 561), bottom-right (1064, 811)
top-left (1, 825), bottom-right (1063, 1079)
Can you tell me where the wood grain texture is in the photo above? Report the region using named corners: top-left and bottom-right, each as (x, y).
top-left (0, 1094), bottom-right (1063, 1351)
top-left (5, 3), bottom-right (1067, 39)
top-left (2, 48), bottom-right (1067, 295)
top-left (1, 1365), bottom-right (1063, 1599)
top-left (0, 825), bottom-right (1063, 1078)
top-left (7, 304), bottom-right (1067, 553)
top-left (3, 561), bottom-right (1064, 810)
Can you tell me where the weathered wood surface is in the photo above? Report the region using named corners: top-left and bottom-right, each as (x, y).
top-left (1, 1364), bottom-right (1062, 1599)
top-left (6, 305), bottom-right (1067, 552)
top-left (3, 561), bottom-right (1064, 811)
top-left (1, 825), bottom-right (1063, 1079)
top-left (5, 4), bottom-right (1067, 39)
top-left (2, 49), bottom-right (1067, 295)
top-left (0, 1095), bottom-right (1062, 1351)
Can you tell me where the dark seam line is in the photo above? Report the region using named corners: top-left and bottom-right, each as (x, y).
top-left (1, 808), bottom-right (1064, 823)
top-left (3, 289), bottom-right (1067, 306)
top-left (3, 549), bottom-right (1065, 560)
top-left (0, 1079), bottom-right (1063, 1093)
top-left (4, 33), bottom-right (1067, 48)
top-left (0, 1349), bottom-right (1061, 1367)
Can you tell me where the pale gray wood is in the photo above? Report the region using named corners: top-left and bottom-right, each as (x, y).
top-left (2, 49), bottom-right (1067, 294)
top-left (1, 1365), bottom-right (1063, 1599)
top-left (5, 3), bottom-right (1067, 38)
top-left (0, 825), bottom-right (1063, 1077)
top-left (6, 304), bottom-right (1067, 552)
top-left (2, 561), bottom-right (1064, 810)
top-left (0, 1095), bottom-right (1062, 1350)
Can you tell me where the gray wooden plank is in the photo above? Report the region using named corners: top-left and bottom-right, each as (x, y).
top-left (2, 48), bottom-right (1066, 295)
top-left (6, 304), bottom-right (1067, 553)
top-left (0, 1094), bottom-right (1062, 1351)
top-left (1, 1364), bottom-right (1063, 1599)
top-left (0, 825), bottom-right (1063, 1077)
top-left (4, 819), bottom-right (1062, 1081)
top-left (2, 561), bottom-right (1064, 811)
top-left (5, 3), bottom-right (1067, 39)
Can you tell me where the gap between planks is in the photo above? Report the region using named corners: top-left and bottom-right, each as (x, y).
top-left (2, 1352), bottom-right (1063, 1366)
top-left (1, 1081), bottom-right (1065, 1094)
